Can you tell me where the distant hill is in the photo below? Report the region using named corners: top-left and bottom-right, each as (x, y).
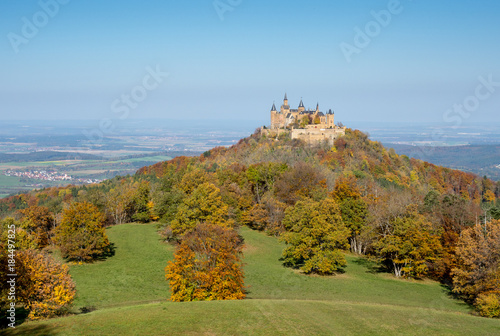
top-left (0, 151), bottom-right (102, 163)
top-left (387, 144), bottom-right (500, 180)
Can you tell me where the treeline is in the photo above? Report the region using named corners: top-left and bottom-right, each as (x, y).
top-left (1, 129), bottom-right (500, 319)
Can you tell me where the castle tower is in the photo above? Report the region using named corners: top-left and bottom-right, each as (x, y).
top-left (270, 102), bottom-right (279, 129)
top-left (298, 98), bottom-right (305, 113)
top-left (280, 93), bottom-right (290, 114)
top-left (326, 108), bottom-right (335, 128)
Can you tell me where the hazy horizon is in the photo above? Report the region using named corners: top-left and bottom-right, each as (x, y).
top-left (1, 0), bottom-right (499, 126)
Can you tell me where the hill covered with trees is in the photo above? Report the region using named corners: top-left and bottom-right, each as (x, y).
top-left (1, 128), bottom-right (500, 328)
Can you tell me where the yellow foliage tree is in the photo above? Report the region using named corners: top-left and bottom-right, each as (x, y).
top-left (18, 205), bottom-right (54, 249)
top-left (16, 250), bottom-right (76, 320)
top-left (452, 220), bottom-right (500, 304)
top-left (281, 198), bottom-right (350, 274)
top-left (53, 202), bottom-right (110, 262)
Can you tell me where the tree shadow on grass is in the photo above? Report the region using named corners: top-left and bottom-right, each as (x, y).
top-left (279, 258), bottom-right (347, 276)
top-left (94, 242), bottom-right (116, 261)
top-left (439, 283), bottom-right (475, 311)
top-left (1, 323), bottom-right (59, 336)
top-left (1, 307), bottom-right (59, 336)
top-left (0, 307), bottom-right (29, 330)
top-left (351, 256), bottom-right (389, 274)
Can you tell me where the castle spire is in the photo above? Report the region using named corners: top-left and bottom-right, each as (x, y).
top-left (299, 98), bottom-right (304, 108)
top-left (316, 103), bottom-right (319, 111)
top-left (284, 93), bottom-right (288, 101)
top-left (271, 102), bottom-right (277, 112)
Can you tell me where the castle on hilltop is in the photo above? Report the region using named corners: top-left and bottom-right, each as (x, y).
top-left (262, 94), bottom-right (346, 145)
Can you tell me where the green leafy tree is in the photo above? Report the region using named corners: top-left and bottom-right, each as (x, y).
top-left (131, 181), bottom-right (153, 223)
top-left (170, 183), bottom-right (234, 236)
top-left (53, 202), bottom-right (110, 262)
top-left (281, 198), bottom-right (349, 274)
top-left (331, 176), bottom-right (369, 254)
top-left (246, 163), bottom-right (288, 204)
top-left (299, 116), bottom-right (310, 128)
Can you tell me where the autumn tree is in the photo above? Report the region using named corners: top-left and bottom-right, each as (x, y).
top-left (242, 203), bottom-right (269, 231)
top-left (53, 202), bottom-right (110, 262)
top-left (246, 162), bottom-right (288, 204)
top-left (170, 183), bottom-right (234, 236)
top-left (299, 115), bottom-right (310, 128)
top-left (166, 223), bottom-right (245, 301)
top-left (130, 181), bottom-right (154, 223)
top-left (177, 168), bottom-right (210, 195)
top-left (423, 192), bottom-right (481, 280)
top-left (106, 184), bottom-right (135, 224)
top-left (452, 220), bottom-right (500, 317)
top-left (331, 176), bottom-right (369, 254)
top-left (153, 186), bottom-right (185, 224)
top-left (215, 164), bottom-right (254, 222)
top-left (274, 162), bottom-right (327, 205)
top-left (374, 205), bottom-right (442, 278)
top-left (17, 205), bottom-right (54, 249)
top-left (281, 198), bottom-right (349, 274)
top-left (15, 249), bottom-right (76, 319)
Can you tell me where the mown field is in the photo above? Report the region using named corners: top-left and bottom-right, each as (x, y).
top-left (0, 175), bottom-right (35, 198)
top-left (5, 225), bottom-right (500, 336)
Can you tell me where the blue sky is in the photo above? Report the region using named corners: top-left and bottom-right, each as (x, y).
top-left (0, 0), bottom-right (499, 126)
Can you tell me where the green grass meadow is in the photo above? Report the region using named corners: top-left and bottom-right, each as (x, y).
top-left (68, 224), bottom-right (172, 310)
top-left (5, 225), bottom-right (500, 336)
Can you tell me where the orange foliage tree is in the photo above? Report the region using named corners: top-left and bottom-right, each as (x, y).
top-left (452, 220), bottom-right (500, 317)
top-left (15, 249), bottom-right (76, 319)
top-left (18, 205), bottom-right (54, 249)
top-left (166, 223), bottom-right (245, 302)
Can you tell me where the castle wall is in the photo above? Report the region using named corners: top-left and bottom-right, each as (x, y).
top-left (290, 127), bottom-right (346, 145)
top-left (260, 128), bottom-right (290, 138)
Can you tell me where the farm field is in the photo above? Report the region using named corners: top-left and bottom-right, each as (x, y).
top-left (6, 225), bottom-right (500, 336)
top-left (0, 155), bottom-right (176, 197)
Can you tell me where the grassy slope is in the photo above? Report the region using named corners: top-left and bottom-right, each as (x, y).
top-left (69, 224), bottom-right (172, 309)
top-left (5, 226), bottom-right (500, 336)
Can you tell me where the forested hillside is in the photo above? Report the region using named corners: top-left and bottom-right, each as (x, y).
top-left (1, 128), bottom-right (500, 322)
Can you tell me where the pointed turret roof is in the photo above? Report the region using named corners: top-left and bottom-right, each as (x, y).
top-left (299, 98), bottom-right (304, 108)
top-left (271, 102), bottom-right (277, 111)
top-left (316, 103), bottom-right (319, 111)
top-left (284, 93), bottom-right (288, 101)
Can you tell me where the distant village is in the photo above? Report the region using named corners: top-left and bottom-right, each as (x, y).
top-left (4, 170), bottom-right (102, 184)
